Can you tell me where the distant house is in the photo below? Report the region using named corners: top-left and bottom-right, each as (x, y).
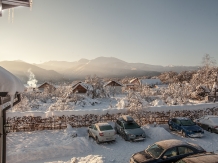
top-left (130, 78), bottom-right (141, 86)
top-left (72, 82), bottom-right (92, 94)
top-left (38, 82), bottom-right (56, 93)
top-left (129, 78), bottom-right (162, 88)
top-left (104, 80), bottom-right (123, 93)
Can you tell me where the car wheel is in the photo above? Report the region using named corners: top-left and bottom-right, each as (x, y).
top-left (123, 134), bottom-right (128, 141)
top-left (96, 137), bottom-right (100, 144)
top-left (182, 131), bottom-right (187, 137)
top-left (88, 131), bottom-right (92, 137)
top-left (208, 128), bottom-right (212, 133)
top-left (114, 127), bottom-right (118, 134)
top-left (169, 125), bottom-right (173, 131)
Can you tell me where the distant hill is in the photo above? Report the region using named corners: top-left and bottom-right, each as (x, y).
top-left (1, 57), bottom-right (199, 83)
top-left (36, 57), bottom-right (199, 79)
top-left (0, 61), bottom-right (65, 83)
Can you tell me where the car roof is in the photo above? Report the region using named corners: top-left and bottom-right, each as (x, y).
top-left (174, 117), bottom-right (190, 120)
top-left (204, 115), bottom-right (218, 119)
top-left (181, 153), bottom-right (218, 163)
top-left (155, 139), bottom-right (190, 149)
top-left (96, 123), bottom-right (111, 126)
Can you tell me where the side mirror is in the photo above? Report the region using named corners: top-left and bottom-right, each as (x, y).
top-left (162, 156), bottom-right (167, 160)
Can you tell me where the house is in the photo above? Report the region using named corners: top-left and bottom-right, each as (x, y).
top-left (104, 80), bottom-right (123, 93)
top-left (37, 82), bottom-right (56, 93)
top-left (0, 0), bottom-right (30, 17)
top-left (72, 82), bottom-right (92, 94)
top-left (129, 78), bottom-right (141, 86)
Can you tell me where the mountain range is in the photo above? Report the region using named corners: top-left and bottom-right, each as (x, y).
top-left (0, 57), bottom-right (199, 83)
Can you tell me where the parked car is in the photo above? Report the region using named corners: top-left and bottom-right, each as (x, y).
top-left (176, 153), bottom-right (218, 163)
top-left (195, 115), bottom-right (218, 133)
top-left (130, 139), bottom-right (205, 163)
top-left (168, 117), bottom-right (204, 137)
top-left (114, 115), bottom-right (146, 141)
top-left (87, 122), bottom-right (116, 144)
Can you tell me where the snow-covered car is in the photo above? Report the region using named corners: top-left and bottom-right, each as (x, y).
top-left (168, 117), bottom-right (204, 138)
top-left (130, 139), bottom-right (205, 163)
top-left (176, 153), bottom-right (218, 163)
top-left (114, 115), bottom-right (146, 141)
top-left (196, 115), bottom-right (218, 134)
top-left (87, 123), bottom-right (116, 144)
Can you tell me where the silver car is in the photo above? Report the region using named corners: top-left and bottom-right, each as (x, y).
top-left (114, 115), bottom-right (146, 141)
top-left (88, 123), bottom-right (116, 144)
top-left (196, 115), bottom-right (218, 133)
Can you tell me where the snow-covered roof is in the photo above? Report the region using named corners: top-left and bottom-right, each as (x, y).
top-left (104, 80), bottom-right (123, 87)
top-left (96, 123), bottom-right (111, 126)
top-left (0, 66), bottom-right (24, 96)
top-left (38, 82), bottom-right (57, 89)
top-left (140, 79), bottom-right (162, 86)
top-left (129, 78), bottom-right (138, 83)
top-left (156, 139), bottom-right (188, 149)
top-left (72, 82), bottom-right (93, 91)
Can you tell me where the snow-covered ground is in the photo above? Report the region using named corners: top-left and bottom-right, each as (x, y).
top-left (7, 124), bottom-right (218, 163)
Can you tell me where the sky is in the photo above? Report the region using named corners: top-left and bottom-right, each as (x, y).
top-left (0, 0), bottom-right (218, 66)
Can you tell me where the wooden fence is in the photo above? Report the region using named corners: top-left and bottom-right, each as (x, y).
top-left (6, 107), bottom-right (218, 133)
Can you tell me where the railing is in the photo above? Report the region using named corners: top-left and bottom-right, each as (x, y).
top-left (6, 107), bottom-right (218, 132)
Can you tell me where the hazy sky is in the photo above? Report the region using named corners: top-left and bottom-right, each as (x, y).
top-left (0, 0), bottom-right (218, 66)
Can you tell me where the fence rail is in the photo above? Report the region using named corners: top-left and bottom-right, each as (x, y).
top-left (6, 107), bottom-right (218, 132)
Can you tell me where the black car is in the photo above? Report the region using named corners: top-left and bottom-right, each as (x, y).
top-left (176, 153), bottom-right (218, 163)
top-left (114, 115), bottom-right (146, 141)
top-left (130, 139), bottom-right (205, 163)
top-left (196, 115), bottom-right (218, 133)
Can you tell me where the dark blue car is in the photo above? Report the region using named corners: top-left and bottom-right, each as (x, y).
top-left (168, 117), bottom-right (204, 138)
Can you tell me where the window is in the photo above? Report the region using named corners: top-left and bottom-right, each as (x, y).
top-left (93, 125), bottom-right (97, 130)
top-left (124, 122), bottom-right (140, 129)
top-left (175, 119), bottom-right (181, 125)
top-left (178, 147), bottom-right (193, 155)
top-left (99, 125), bottom-right (113, 131)
top-left (163, 147), bottom-right (178, 158)
top-left (180, 119), bottom-right (195, 126)
top-left (116, 120), bottom-right (122, 126)
top-left (146, 144), bottom-right (164, 159)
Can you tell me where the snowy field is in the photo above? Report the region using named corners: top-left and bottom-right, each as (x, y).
top-left (7, 124), bottom-right (218, 163)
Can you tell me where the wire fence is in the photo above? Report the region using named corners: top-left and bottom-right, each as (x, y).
top-left (6, 107), bottom-right (218, 132)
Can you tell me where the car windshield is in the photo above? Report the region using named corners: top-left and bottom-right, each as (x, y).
top-left (146, 144), bottom-right (164, 159)
top-left (99, 125), bottom-right (113, 131)
top-left (180, 119), bottom-right (195, 126)
top-left (124, 122), bottom-right (140, 129)
top-left (210, 118), bottom-right (218, 124)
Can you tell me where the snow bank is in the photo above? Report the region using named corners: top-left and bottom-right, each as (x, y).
top-left (45, 155), bottom-right (104, 163)
top-left (7, 130), bottom-right (92, 163)
top-left (6, 108), bottom-right (128, 118)
top-left (7, 102), bottom-right (218, 118)
top-left (0, 66), bottom-right (24, 95)
top-left (146, 102), bottom-right (218, 112)
top-left (143, 125), bottom-right (173, 141)
top-left (151, 99), bottom-right (166, 106)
